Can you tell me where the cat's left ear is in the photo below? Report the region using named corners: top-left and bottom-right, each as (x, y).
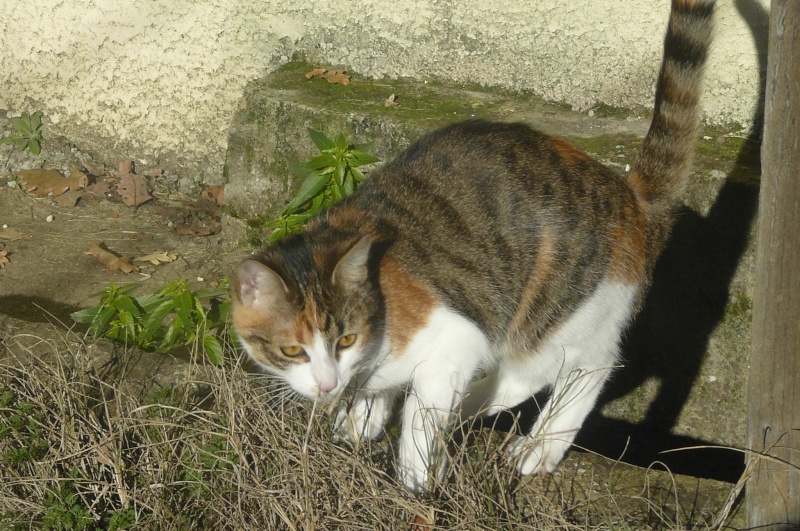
top-left (332, 235), bottom-right (372, 287)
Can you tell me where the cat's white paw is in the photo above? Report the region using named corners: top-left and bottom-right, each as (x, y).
top-left (508, 435), bottom-right (568, 476)
top-left (333, 393), bottom-right (391, 443)
top-left (398, 447), bottom-right (447, 494)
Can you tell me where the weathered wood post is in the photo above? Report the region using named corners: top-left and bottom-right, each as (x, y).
top-left (745, 0), bottom-right (800, 527)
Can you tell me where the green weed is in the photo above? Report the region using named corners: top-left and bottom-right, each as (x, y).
top-left (266, 128), bottom-right (379, 242)
top-left (71, 279), bottom-right (233, 365)
top-left (2, 111), bottom-right (44, 155)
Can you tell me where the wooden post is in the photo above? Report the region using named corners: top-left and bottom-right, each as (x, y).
top-left (746, 0), bottom-right (800, 527)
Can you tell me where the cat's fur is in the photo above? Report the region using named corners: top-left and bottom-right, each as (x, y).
top-left (233, 0), bottom-right (714, 493)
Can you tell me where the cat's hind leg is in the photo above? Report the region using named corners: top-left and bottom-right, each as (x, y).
top-left (509, 357), bottom-right (613, 475)
top-left (508, 281), bottom-right (636, 475)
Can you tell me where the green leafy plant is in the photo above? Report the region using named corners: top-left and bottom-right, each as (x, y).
top-left (41, 471), bottom-right (96, 530)
top-left (0, 387), bottom-right (51, 467)
top-left (266, 128), bottom-right (379, 242)
top-left (2, 111), bottom-right (44, 155)
top-left (71, 130), bottom-right (376, 363)
top-left (71, 279), bottom-right (233, 365)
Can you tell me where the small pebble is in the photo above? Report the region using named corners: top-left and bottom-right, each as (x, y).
top-left (2, 224), bottom-right (7, 229)
top-left (46, 215), bottom-right (54, 223)
top-left (588, 109), bottom-right (595, 117)
top-left (197, 277), bottom-right (204, 282)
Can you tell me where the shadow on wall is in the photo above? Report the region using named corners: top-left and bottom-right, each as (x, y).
top-left (575, 0), bottom-right (767, 484)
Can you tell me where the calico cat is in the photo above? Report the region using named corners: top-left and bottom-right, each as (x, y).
top-left (232, 0), bottom-right (714, 493)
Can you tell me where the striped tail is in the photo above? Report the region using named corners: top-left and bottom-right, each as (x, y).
top-left (627, 0), bottom-right (715, 211)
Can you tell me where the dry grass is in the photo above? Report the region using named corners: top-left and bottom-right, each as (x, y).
top-left (0, 330), bottom-right (741, 530)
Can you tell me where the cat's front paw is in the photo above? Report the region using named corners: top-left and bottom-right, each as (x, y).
top-left (508, 435), bottom-right (567, 476)
top-left (333, 392), bottom-right (392, 443)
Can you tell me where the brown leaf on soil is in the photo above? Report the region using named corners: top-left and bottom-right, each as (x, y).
top-left (305, 68), bottom-right (327, 79)
top-left (117, 174), bottom-right (153, 207)
top-left (55, 189), bottom-right (83, 208)
top-left (118, 160), bottom-right (134, 175)
top-left (84, 180), bottom-right (112, 198)
top-left (193, 196), bottom-right (221, 217)
top-left (323, 69), bottom-right (350, 85)
top-left (86, 242), bottom-right (139, 274)
top-left (173, 214), bottom-right (221, 236)
top-left (150, 204), bottom-right (185, 220)
top-left (202, 185), bottom-right (225, 206)
top-left (384, 93), bottom-right (399, 107)
top-left (305, 68), bottom-right (351, 85)
top-left (18, 168), bottom-right (88, 198)
top-left (82, 160), bottom-right (106, 177)
top-left (133, 251), bottom-right (177, 265)
top-left (0, 228), bottom-right (25, 242)
top-left (0, 250), bottom-right (9, 269)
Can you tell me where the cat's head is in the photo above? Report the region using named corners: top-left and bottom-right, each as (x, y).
top-left (232, 235), bottom-right (384, 401)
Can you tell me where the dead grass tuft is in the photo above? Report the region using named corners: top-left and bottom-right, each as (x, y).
top-left (0, 331), bottom-right (741, 529)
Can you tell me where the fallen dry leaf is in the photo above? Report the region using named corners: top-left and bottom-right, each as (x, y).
top-left (0, 250), bottom-right (9, 269)
top-left (202, 185), bottom-right (225, 206)
top-left (150, 204), bottom-right (185, 220)
top-left (82, 160), bottom-right (106, 177)
top-left (117, 174), bottom-right (153, 207)
top-left (304, 68), bottom-right (327, 79)
top-left (55, 189), bottom-right (83, 208)
top-left (133, 251), bottom-right (177, 265)
top-left (173, 214), bottom-right (221, 236)
top-left (384, 93), bottom-right (399, 107)
top-left (323, 69), bottom-right (350, 85)
top-left (0, 228), bottom-right (25, 242)
top-left (18, 168), bottom-right (88, 198)
top-left (86, 242), bottom-right (139, 274)
top-left (83, 180), bottom-right (112, 198)
top-left (118, 159), bottom-right (134, 175)
top-left (305, 68), bottom-right (351, 85)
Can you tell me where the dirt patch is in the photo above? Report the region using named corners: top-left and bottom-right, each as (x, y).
top-left (0, 148), bottom-right (239, 324)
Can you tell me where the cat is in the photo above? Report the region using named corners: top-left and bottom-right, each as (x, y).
top-left (232, 0), bottom-right (714, 493)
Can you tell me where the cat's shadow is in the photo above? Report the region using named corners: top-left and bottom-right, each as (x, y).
top-left (486, 0), bottom-right (766, 484)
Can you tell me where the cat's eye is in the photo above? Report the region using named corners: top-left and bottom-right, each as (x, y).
top-left (337, 334), bottom-right (357, 349)
top-left (280, 345), bottom-right (305, 357)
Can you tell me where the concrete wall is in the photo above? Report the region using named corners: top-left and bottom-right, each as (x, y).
top-left (0, 0), bottom-right (768, 186)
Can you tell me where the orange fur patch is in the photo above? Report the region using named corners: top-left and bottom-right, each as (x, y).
top-left (379, 257), bottom-right (438, 355)
top-left (626, 168), bottom-right (650, 200)
top-left (292, 290), bottom-right (318, 345)
top-left (509, 227), bottom-right (556, 334)
top-left (550, 138), bottom-right (594, 165)
top-left (608, 200), bottom-right (648, 283)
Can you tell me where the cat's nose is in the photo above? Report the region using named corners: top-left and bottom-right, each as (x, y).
top-left (318, 379), bottom-right (337, 394)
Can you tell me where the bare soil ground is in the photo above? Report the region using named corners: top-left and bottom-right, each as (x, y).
top-left (0, 136), bottom-right (745, 529)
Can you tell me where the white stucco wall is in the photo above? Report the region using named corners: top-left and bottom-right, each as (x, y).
top-left (0, 0), bottom-right (768, 183)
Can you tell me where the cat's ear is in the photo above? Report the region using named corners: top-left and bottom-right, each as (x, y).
top-left (234, 260), bottom-right (289, 310)
top-left (332, 235), bottom-right (372, 287)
